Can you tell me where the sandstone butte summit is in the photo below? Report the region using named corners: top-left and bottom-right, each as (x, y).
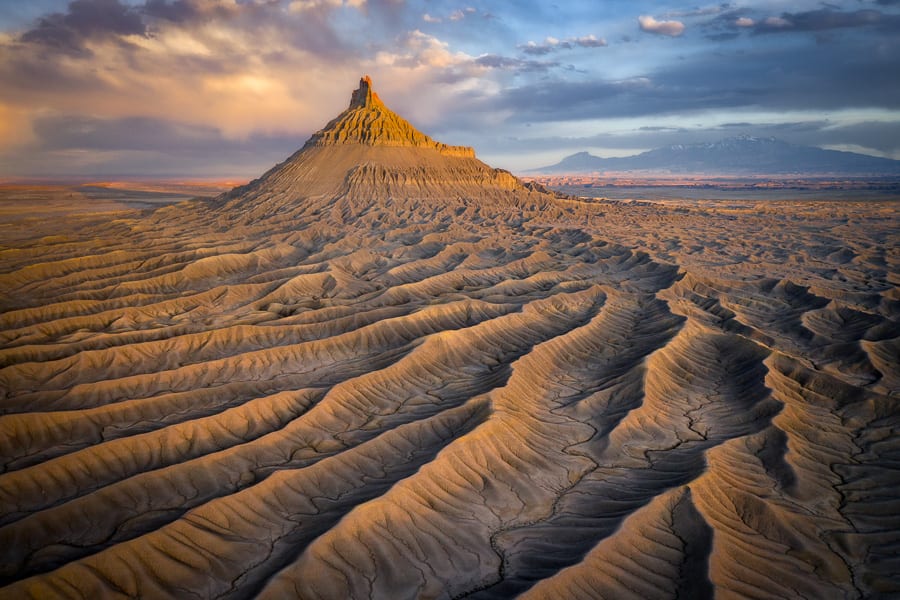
top-left (201, 76), bottom-right (558, 227)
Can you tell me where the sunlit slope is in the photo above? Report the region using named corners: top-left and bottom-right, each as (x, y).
top-left (0, 78), bottom-right (897, 599)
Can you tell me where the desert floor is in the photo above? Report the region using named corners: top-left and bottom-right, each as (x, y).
top-left (0, 187), bottom-right (898, 599)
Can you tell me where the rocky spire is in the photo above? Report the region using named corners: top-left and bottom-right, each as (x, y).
top-left (304, 76), bottom-right (475, 156)
top-left (348, 75), bottom-right (383, 109)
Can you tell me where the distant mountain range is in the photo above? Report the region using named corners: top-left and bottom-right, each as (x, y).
top-left (533, 135), bottom-right (900, 176)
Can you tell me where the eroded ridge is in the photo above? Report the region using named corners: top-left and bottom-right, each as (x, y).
top-left (1, 192), bottom-right (897, 599)
top-left (1, 78), bottom-right (897, 599)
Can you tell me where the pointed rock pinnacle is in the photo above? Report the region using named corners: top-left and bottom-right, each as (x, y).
top-left (301, 76), bottom-right (475, 157)
top-left (348, 75), bottom-right (383, 109)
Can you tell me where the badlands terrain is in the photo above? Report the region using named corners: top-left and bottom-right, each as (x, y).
top-left (1, 78), bottom-right (898, 599)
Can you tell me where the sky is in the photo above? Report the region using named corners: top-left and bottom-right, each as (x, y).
top-left (0, 0), bottom-right (899, 179)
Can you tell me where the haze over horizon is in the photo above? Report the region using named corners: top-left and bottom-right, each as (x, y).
top-left (1, 0), bottom-right (899, 179)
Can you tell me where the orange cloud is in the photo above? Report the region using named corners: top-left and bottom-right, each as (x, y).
top-left (638, 15), bottom-right (685, 37)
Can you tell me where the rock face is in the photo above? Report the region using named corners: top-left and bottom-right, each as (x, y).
top-left (0, 78), bottom-right (898, 600)
top-left (307, 76), bottom-right (474, 157)
top-left (349, 75), bottom-right (379, 109)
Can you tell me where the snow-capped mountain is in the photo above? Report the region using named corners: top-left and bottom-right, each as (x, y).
top-left (534, 135), bottom-right (900, 175)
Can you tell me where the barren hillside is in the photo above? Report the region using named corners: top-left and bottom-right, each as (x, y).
top-left (1, 78), bottom-right (898, 600)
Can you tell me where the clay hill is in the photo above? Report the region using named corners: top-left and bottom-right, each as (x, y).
top-left (210, 76), bottom-right (553, 227)
top-left (0, 78), bottom-right (898, 600)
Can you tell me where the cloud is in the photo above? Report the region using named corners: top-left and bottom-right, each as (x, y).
top-left (2, 0), bottom-right (898, 175)
top-left (0, 17), bottom-right (503, 176)
top-left (142, 0), bottom-right (212, 22)
top-left (2, 0), bottom-right (382, 142)
top-left (20, 0), bottom-right (146, 54)
top-left (483, 26), bottom-right (900, 127)
top-left (377, 30), bottom-right (472, 69)
top-left (1, 0), bottom-right (517, 171)
top-left (1, 113), bottom-right (304, 178)
top-left (573, 35), bottom-right (608, 48)
top-left (800, 120), bottom-right (900, 157)
top-left (638, 15), bottom-right (685, 37)
top-left (753, 9), bottom-right (900, 34)
top-left (717, 119), bottom-right (900, 158)
top-left (520, 38), bottom-right (556, 55)
top-left (761, 16), bottom-right (792, 29)
top-left (661, 5), bottom-right (728, 19)
top-left (520, 34), bottom-right (607, 55)
top-left (288, 0), bottom-right (364, 13)
top-left (703, 8), bottom-right (900, 42)
top-left (487, 77), bottom-right (662, 122)
top-left (420, 7), bottom-right (475, 24)
top-left (474, 54), bottom-right (557, 72)
top-left (32, 114), bottom-right (251, 153)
